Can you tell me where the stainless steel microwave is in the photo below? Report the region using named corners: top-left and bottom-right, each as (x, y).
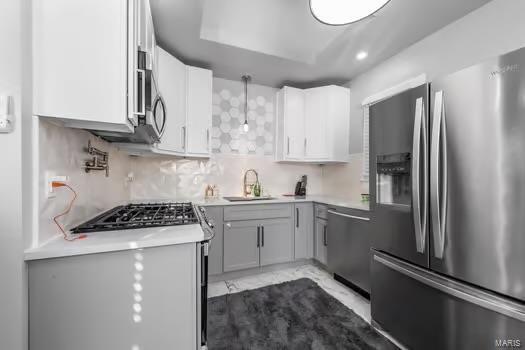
top-left (94, 50), bottom-right (166, 144)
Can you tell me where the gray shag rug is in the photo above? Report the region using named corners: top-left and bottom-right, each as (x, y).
top-left (208, 278), bottom-right (398, 350)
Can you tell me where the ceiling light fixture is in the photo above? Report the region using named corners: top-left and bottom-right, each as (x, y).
top-left (356, 51), bottom-right (368, 60)
top-left (241, 74), bottom-right (251, 133)
top-left (310, 0), bottom-right (391, 26)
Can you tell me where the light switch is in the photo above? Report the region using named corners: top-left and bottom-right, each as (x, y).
top-left (0, 95), bottom-right (13, 133)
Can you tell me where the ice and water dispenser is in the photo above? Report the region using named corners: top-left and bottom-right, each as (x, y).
top-left (376, 152), bottom-right (411, 207)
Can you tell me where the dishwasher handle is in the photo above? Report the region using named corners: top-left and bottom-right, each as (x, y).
top-left (327, 210), bottom-right (370, 222)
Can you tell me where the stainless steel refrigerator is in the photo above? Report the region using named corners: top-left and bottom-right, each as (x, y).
top-left (369, 47), bottom-right (525, 349)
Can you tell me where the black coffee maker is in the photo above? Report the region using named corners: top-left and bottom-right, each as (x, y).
top-left (294, 175), bottom-right (307, 197)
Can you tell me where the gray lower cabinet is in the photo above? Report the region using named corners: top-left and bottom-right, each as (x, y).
top-left (29, 244), bottom-right (199, 350)
top-left (205, 206), bottom-right (224, 275)
top-left (294, 203), bottom-right (314, 260)
top-left (223, 218), bottom-right (294, 272)
top-left (260, 218), bottom-right (294, 266)
top-left (223, 220), bottom-right (260, 272)
top-left (222, 204), bottom-right (295, 272)
top-left (314, 217), bottom-right (328, 265)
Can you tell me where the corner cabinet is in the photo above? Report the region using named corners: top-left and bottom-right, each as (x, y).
top-left (33, 0), bottom-right (149, 133)
top-left (275, 85), bottom-right (350, 163)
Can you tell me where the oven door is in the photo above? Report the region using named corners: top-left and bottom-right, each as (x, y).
top-left (199, 241), bottom-right (209, 348)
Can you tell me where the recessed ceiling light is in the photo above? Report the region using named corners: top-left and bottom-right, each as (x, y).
top-left (310, 0), bottom-right (391, 26)
top-left (356, 51), bottom-right (368, 60)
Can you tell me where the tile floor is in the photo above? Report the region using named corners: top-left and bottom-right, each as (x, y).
top-left (208, 263), bottom-right (371, 323)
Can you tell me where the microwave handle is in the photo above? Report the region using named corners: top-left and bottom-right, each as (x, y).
top-left (134, 69), bottom-right (146, 116)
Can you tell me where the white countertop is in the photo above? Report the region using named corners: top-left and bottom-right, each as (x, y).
top-left (26, 195), bottom-right (368, 262)
top-left (197, 195), bottom-right (370, 211)
top-left (24, 223), bottom-right (205, 261)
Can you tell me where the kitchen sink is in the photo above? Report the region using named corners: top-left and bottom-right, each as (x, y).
top-left (223, 196), bottom-right (276, 202)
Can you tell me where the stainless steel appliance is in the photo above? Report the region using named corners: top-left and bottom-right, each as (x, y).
top-left (294, 175), bottom-right (308, 196)
top-left (327, 207), bottom-right (371, 296)
top-left (71, 202), bottom-right (215, 349)
top-left (369, 47), bottom-right (525, 349)
top-left (95, 50), bottom-right (166, 144)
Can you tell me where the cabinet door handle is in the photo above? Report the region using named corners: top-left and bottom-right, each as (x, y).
top-left (181, 126), bottom-right (186, 150)
top-left (206, 128), bottom-right (210, 150)
top-left (287, 137), bottom-right (290, 155)
top-left (261, 226), bottom-right (265, 247)
top-left (323, 225), bottom-right (327, 246)
top-left (257, 226), bottom-right (260, 247)
top-left (296, 208), bottom-right (299, 228)
top-left (304, 138), bottom-right (307, 156)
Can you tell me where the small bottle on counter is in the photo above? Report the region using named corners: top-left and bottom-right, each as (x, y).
top-left (205, 185), bottom-right (214, 199)
top-left (253, 181), bottom-right (261, 197)
top-left (212, 185), bottom-right (219, 199)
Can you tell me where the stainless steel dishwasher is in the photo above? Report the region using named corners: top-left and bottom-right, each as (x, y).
top-left (327, 207), bottom-right (371, 296)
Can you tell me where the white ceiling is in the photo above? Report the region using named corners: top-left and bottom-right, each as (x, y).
top-left (150, 0), bottom-right (492, 88)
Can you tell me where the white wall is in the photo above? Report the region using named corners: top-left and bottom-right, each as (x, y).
top-left (211, 77), bottom-right (277, 156)
top-left (329, 0), bottom-right (525, 200)
top-left (38, 121), bottom-right (131, 244)
top-left (348, 0), bottom-right (525, 154)
top-left (0, 0), bottom-right (30, 349)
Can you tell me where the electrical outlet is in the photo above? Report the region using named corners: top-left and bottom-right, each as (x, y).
top-left (46, 172), bottom-right (69, 199)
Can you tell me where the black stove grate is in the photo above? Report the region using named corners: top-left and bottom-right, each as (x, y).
top-left (70, 202), bottom-right (199, 234)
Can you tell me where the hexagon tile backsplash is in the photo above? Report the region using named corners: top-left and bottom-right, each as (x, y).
top-left (211, 77), bottom-right (276, 156)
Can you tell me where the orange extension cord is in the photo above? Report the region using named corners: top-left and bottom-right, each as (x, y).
top-left (52, 182), bottom-right (87, 241)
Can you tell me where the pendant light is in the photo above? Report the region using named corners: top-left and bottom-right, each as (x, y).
top-left (241, 75), bottom-right (251, 132)
top-left (310, 0), bottom-right (391, 26)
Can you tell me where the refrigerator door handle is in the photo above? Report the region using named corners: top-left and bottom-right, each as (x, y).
top-left (431, 91), bottom-right (448, 259)
top-left (411, 97), bottom-right (427, 253)
top-left (373, 253), bottom-right (525, 322)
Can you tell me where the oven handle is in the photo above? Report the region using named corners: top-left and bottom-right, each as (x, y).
top-left (200, 242), bottom-right (208, 347)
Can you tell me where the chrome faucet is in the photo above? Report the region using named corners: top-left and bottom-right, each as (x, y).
top-left (243, 169), bottom-right (259, 197)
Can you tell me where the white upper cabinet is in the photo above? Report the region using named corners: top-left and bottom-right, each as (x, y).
top-left (33, 0), bottom-right (131, 132)
top-left (276, 85), bottom-right (350, 163)
top-left (185, 66), bottom-right (212, 156)
top-left (33, 0), bottom-right (148, 133)
top-left (276, 87), bottom-right (305, 160)
top-left (304, 87), bottom-right (329, 160)
top-left (156, 47), bottom-right (186, 154)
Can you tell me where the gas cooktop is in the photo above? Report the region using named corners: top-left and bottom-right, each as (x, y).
top-left (70, 202), bottom-right (199, 234)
